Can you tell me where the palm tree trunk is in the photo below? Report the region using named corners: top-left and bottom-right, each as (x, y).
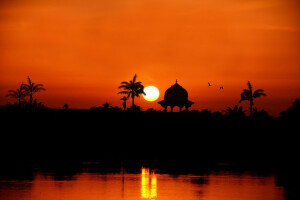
top-left (131, 96), bottom-right (135, 108)
top-left (30, 93), bottom-right (33, 106)
top-left (18, 90), bottom-right (22, 106)
top-left (250, 99), bottom-right (253, 117)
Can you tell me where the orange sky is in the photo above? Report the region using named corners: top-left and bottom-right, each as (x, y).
top-left (1, 0), bottom-right (300, 116)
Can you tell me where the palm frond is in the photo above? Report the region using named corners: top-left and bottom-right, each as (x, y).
top-left (27, 76), bottom-right (32, 85)
top-left (22, 84), bottom-right (29, 89)
top-left (120, 81), bottom-right (130, 85)
top-left (33, 84), bottom-right (46, 92)
top-left (34, 84), bottom-right (44, 87)
top-left (241, 89), bottom-right (251, 95)
top-left (132, 74), bottom-right (137, 83)
top-left (239, 94), bottom-right (249, 103)
top-left (247, 81), bottom-right (252, 91)
top-left (118, 85), bottom-right (131, 90)
top-left (7, 90), bottom-right (17, 93)
top-left (118, 91), bottom-right (130, 94)
top-left (34, 88), bottom-right (46, 92)
top-left (20, 83), bottom-right (24, 90)
top-left (6, 93), bottom-right (17, 98)
top-left (253, 89), bottom-right (266, 98)
top-left (253, 93), bottom-right (266, 98)
top-left (254, 89), bottom-right (264, 93)
top-left (23, 83), bottom-right (32, 90)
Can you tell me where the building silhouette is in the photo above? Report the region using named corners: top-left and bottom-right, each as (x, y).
top-left (158, 80), bottom-right (194, 112)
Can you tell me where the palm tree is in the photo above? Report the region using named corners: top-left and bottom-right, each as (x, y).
top-left (239, 81), bottom-right (266, 116)
top-left (118, 74), bottom-right (145, 108)
top-left (6, 83), bottom-right (26, 106)
top-left (23, 76), bottom-right (46, 106)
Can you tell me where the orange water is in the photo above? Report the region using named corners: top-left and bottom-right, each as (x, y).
top-left (0, 168), bottom-right (284, 200)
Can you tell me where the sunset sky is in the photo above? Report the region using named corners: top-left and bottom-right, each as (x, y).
top-left (1, 0), bottom-right (300, 116)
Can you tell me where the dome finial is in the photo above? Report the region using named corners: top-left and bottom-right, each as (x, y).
top-left (176, 79), bottom-right (178, 84)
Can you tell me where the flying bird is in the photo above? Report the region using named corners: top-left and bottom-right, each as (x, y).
top-left (220, 86), bottom-right (224, 90)
top-left (208, 82), bottom-right (211, 87)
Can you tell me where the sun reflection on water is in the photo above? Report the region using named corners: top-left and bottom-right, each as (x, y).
top-left (141, 168), bottom-right (157, 199)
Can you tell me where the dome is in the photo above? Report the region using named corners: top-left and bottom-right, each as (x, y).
top-left (164, 82), bottom-right (188, 103)
top-left (158, 80), bottom-right (194, 111)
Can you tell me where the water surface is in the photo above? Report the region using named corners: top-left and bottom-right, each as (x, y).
top-left (0, 168), bottom-right (285, 200)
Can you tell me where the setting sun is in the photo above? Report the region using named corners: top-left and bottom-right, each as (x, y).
top-left (143, 86), bottom-right (160, 102)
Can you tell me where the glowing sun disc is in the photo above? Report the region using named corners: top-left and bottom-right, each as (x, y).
top-left (143, 86), bottom-right (159, 101)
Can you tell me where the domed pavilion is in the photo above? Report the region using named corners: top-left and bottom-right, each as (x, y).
top-left (158, 80), bottom-right (194, 112)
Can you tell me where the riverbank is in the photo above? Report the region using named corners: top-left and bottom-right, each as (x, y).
top-left (0, 108), bottom-right (298, 171)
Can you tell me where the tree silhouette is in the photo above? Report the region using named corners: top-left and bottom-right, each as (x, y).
top-left (239, 81), bottom-right (266, 116)
top-left (63, 104), bottom-right (69, 109)
top-left (118, 74), bottom-right (145, 108)
top-left (103, 102), bottom-right (110, 109)
top-left (223, 105), bottom-right (247, 118)
top-left (252, 107), bottom-right (270, 119)
top-left (280, 99), bottom-right (300, 119)
top-left (23, 76), bottom-right (46, 106)
top-left (6, 83), bottom-right (26, 106)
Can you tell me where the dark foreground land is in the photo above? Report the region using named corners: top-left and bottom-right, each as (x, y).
top-left (0, 107), bottom-right (299, 199)
top-left (0, 107), bottom-right (298, 169)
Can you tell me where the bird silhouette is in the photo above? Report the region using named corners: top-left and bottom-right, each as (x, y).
top-left (220, 86), bottom-right (224, 90)
top-left (208, 82), bottom-right (211, 87)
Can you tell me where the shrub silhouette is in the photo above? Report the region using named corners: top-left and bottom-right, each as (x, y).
top-left (223, 105), bottom-right (247, 118)
top-left (63, 104), bottom-right (69, 109)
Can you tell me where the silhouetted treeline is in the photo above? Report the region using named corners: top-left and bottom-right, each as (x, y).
top-left (0, 99), bottom-right (298, 169)
top-left (280, 99), bottom-right (300, 119)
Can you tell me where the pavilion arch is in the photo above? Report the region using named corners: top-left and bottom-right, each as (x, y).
top-left (158, 80), bottom-right (194, 112)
